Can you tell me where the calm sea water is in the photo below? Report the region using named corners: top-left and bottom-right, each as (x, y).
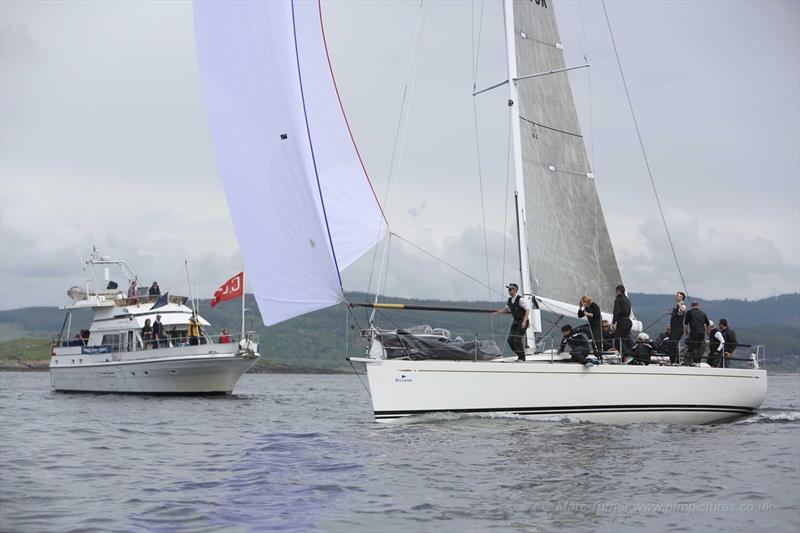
top-left (0, 371), bottom-right (798, 532)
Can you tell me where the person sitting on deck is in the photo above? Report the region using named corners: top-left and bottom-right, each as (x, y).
top-left (219, 328), bottom-right (231, 344)
top-left (629, 332), bottom-right (655, 365)
top-left (559, 324), bottom-right (593, 364)
top-left (601, 320), bottom-right (615, 352)
top-left (148, 281), bottom-right (161, 296)
top-left (654, 325), bottom-right (671, 354)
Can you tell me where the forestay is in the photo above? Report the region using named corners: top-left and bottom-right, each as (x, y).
top-left (194, 0), bottom-right (385, 326)
top-left (513, 0), bottom-right (623, 314)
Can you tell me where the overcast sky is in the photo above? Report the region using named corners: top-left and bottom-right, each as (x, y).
top-left (1, 0), bottom-right (798, 311)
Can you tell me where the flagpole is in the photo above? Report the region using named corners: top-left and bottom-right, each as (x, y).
top-left (185, 260), bottom-right (196, 316)
top-left (240, 269), bottom-right (246, 343)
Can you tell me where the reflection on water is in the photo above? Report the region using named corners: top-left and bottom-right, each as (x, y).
top-left (1, 372), bottom-right (798, 532)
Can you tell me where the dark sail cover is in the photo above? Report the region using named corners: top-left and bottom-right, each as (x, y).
top-left (513, 0), bottom-right (624, 313)
top-left (377, 331), bottom-right (503, 361)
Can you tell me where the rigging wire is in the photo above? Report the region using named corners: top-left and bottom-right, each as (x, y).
top-left (391, 231), bottom-right (503, 298)
top-left (366, 0), bottom-right (428, 298)
top-left (584, 5), bottom-right (603, 310)
top-left (601, 0), bottom-right (690, 298)
top-left (470, 0), bottom-right (494, 339)
top-left (378, 232), bottom-right (394, 302)
top-left (502, 105), bottom-right (513, 287)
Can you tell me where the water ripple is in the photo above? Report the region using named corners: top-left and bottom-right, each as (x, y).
top-left (0, 372), bottom-right (798, 532)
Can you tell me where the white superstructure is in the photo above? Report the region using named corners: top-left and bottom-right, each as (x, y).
top-left (50, 251), bottom-right (258, 394)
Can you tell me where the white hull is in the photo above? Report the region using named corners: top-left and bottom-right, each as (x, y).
top-left (357, 358), bottom-right (767, 424)
top-left (50, 350), bottom-right (258, 394)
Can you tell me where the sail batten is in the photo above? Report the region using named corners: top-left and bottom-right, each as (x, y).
top-left (513, 0), bottom-right (623, 314)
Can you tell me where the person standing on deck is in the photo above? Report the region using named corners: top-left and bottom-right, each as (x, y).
top-left (142, 318), bottom-right (153, 350)
top-left (578, 295), bottom-right (602, 356)
top-left (719, 319), bottom-right (738, 368)
top-left (152, 314), bottom-right (165, 348)
top-left (127, 279), bottom-right (138, 305)
top-left (683, 301), bottom-right (710, 365)
top-left (188, 314), bottom-right (201, 346)
top-left (707, 320), bottom-right (725, 368)
top-left (491, 283), bottom-right (530, 361)
top-left (665, 291), bottom-right (687, 364)
top-left (612, 284), bottom-right (633, 356)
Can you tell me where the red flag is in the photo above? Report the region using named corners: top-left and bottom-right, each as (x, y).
top-left (211, 272), bottom-right (244, 308)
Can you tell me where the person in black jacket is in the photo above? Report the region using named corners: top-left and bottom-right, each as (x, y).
top-left (152, 314), bottom-right (165, 349)
top-left (719, 318), bottom-right (738, 368)
top-left (559, 324), bottom-right (592, 364)
top-left (601, 320), bottom-right (615, 351)
top-left (707, 320), bottom-right (726, 368)
top-left (578, 295), bottom-right (602, 356)
top-left (612, 284), bottom-right (633, 356)
top-left (630, 332), bottom-right (655, 365)
top-left (491, 283), bottom-right (530, 361)
top-left (148, 281), bottom-right (161, 296)
top-left (654, 325), bottom-right (671, 354)
top-left (665, 291), bottom-right (686, 364)
top-left (683, 301), bottom-right (709, 365)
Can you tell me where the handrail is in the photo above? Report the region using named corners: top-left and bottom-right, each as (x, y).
top-left (53, 332), bottom-right (259, 352)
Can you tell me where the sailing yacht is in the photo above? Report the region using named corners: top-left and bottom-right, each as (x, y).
top-left (50, 251), bottom-right (259, 394)
top-left (193, 0), bottom-right (766, 423)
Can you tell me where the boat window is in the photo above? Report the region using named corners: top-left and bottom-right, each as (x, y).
top-left (101, 334), bottom-right (116, 350)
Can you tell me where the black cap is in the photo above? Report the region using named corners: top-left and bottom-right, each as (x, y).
top-left (506, 283), bottom-right (519, 290)
top-left (561, 324), bottom-right (572, 332)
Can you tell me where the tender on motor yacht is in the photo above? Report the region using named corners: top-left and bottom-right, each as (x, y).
top-left (50, 251), bottom-right (259, 394)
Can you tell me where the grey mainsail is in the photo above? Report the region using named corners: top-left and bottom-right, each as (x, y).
top-left (513, 0), bottom-right (623, 314)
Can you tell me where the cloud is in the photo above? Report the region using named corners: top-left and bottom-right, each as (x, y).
top-left (339, 210), bottom-right (799, 305)
top-left (342, 225), bottom-right (519, 302)
top-left (0, 171), bottom-right (241, 309)
top-left (618, 208), bottom-right (799, 299)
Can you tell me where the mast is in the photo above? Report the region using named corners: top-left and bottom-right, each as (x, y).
top-left (503, 0), bottom-right (539, 352)
top-left (241, 269), bottom-right (246, 342)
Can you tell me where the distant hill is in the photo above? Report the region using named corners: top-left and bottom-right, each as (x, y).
top-left (1, 292), bottom-right (798, 371)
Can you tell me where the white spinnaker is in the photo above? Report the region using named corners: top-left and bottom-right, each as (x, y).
top-left (295, 1), bottom-right (386, 270)
top-left (194, 0), bottom-right (385, 326)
